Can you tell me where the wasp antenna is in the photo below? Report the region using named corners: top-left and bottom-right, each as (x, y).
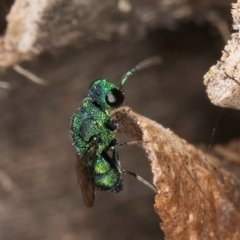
top-left (119, 56), bottom-right (162, 88)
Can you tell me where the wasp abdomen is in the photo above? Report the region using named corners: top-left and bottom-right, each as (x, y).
top-left (94, 157), bottom-right (123, 193)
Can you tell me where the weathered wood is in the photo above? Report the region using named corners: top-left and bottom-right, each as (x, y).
top-left (204, 1), bottom-right (240, 110)
top-left (0, 0), bottom-right (232, 68)
top-left (114, 107), bottom-right (240, 240)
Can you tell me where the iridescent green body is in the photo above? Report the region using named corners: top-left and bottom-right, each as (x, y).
top-left (71, 79), bottom-right (124, 195)
top-left (71, 97), bottom-right (114, 155)
top-left (93, 153), bottom-right (122, 192)
top-left (71, 57), bottom-right (160, 207)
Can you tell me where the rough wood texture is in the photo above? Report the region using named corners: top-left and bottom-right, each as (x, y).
top-left (114, 107), bottom-right (240, 240)
top-left (0, 0), bottom-right (232, 67)
top-left (204, 1), bottom-right (240, 109)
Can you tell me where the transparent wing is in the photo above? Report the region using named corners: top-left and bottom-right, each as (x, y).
top-left (76, 146), bottom-right (97, 208)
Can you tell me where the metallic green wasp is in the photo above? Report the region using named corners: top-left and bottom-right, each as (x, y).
top-left (71, 57), bottom-right (161, 207)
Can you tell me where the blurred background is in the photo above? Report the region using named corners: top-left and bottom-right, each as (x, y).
top-left (0, 0), bottom-right (239, 240)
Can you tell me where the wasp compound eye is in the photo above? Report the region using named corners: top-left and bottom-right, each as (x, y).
top-left (106, 88), bottom-right (125, 108)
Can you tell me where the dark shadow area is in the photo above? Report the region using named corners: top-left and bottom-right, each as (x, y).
top-left (0, 0), bottom-right (15, 35)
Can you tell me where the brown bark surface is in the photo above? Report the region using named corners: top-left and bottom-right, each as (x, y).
top-left (114, 107), bottom-right (240, 240)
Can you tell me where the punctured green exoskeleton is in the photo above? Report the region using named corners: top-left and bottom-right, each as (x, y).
top-left (71, 56), bottom-right (161, 207)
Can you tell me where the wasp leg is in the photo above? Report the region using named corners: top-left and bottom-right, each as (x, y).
top-left (111, 149), bottom-right (157, 193)
top-left (110, 148), bottom-right (122, 170)
top-left (116, 140), bottom-right (149, 148)
top-left (108, 137), bottom-right (149, 150)
top-left (106, 108), bottom-right (131, 131)
top-left (105, 119), bottom-right (118, 131)
top-left (121, 169), bottom-right (157, 193)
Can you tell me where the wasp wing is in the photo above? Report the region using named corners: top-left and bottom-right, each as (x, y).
top-left (76, 146), bottom-right (98, 208)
